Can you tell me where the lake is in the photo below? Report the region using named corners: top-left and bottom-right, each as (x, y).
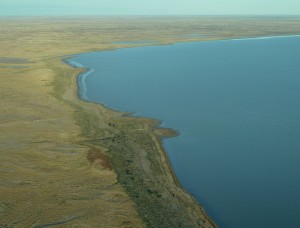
top-left (68, 36), bottom-right (300, 228)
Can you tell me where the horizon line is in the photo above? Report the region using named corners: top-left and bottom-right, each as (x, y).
top-left (1, 14), bottom-right (300, 17)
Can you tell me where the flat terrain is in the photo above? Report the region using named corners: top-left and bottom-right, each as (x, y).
top-left (1, 16), bottom-right (300, 227)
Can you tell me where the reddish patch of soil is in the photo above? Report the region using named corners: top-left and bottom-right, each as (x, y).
top-left (87, 147), bottom-right (112, 169)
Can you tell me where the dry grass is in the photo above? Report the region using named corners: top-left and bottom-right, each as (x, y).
top-left (0, 58), bottom-right (144, 227)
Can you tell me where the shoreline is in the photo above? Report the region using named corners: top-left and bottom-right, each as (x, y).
top-left (63, 33), bottom-right (300, 59)
top-left (62, 31), bottom-right (300, 119)
top-left (63, 51), bottom-right (218, 227)
top-left (64, 57), bottom-right (182, 185)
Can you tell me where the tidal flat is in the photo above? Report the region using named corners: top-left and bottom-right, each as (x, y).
top-left (1, 16), bottom-right (300, 227)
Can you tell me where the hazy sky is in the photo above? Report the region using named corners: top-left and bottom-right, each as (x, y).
top-left (0, 0), bottom-right (299, 16)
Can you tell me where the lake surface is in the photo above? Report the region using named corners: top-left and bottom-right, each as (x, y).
top-left (68, 36), bottom-right (300, 228)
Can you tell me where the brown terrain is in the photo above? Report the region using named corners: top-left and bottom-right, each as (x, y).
top-left (1, 16), bottom-right (300, 227)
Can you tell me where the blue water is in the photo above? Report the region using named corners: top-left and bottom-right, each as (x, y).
top-left (69, 36), bottom-right (300, 228)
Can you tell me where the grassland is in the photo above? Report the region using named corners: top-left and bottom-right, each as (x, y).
top-left (1, 16), bottom-right (300, 227)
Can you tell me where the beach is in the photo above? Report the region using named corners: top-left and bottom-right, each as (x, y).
top-left (1, 16), bottom-right (300, 227)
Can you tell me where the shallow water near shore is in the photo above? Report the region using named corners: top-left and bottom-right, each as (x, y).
top-left (69, 36), bottom-right (300, 228)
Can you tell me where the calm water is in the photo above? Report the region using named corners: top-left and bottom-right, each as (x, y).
top-left (69, 36), bottom-right (300, 228)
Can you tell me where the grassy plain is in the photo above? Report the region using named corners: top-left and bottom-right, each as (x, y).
top-left (1, 16), bottom-right (300, 227)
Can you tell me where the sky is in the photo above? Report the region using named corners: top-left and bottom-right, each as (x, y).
top-left (0, 0), bottom-right (299, 16)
